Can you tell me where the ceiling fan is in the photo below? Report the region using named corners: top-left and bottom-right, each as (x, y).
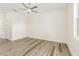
top-left (14, 3), bottom-right (38, 14)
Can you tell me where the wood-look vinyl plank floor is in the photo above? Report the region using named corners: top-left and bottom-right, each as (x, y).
top-left (0, 38), bottom-right (72, 56)
top-left (25, 41), bottom-right (48, 56)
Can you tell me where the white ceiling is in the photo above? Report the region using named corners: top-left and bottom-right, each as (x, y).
top-left (0, 3), bottom-right (69, 13)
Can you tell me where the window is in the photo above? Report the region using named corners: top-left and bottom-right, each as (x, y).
top-left (74, 3), bottom-right (79, 40)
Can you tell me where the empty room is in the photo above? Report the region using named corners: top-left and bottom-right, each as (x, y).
top-left (0, 3), bottom-right (79, 56)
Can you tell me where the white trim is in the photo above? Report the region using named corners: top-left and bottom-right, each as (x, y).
top-left (74, 3), bottom-right (79, 40)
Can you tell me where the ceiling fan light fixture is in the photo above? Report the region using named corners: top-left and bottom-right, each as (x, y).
top-left (27, 9), bottom-right (32, 13)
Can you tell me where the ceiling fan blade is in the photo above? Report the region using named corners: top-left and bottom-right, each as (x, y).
top-left (13, 8), bottom-right (27, 12)
top-left (31, 6), bottom-right (38, 9)
top-left (18, 8), bottom-right (27, 10)
top-left (32, 10), bottom-right (38, 13)
top-left (22, 3), bottom-right (29, 8)
top-left (28, 3), bottom-right (30, 7)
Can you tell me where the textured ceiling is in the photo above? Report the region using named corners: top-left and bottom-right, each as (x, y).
top-left (0, 3), bottom-right (69, 13)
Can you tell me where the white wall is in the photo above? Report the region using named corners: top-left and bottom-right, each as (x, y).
top-left (66, 4), bottom-right (79, 56)
top-left (0, 10), bottom-right (27, 41)
top-left (0, 10), bottom-right (12, 40)
top-left (0, 10), bottom-right (5, 39)
top-left (11, 12), bottom-right (27, 40)
top-left (27, 9), bottom-right (68, 43)
top-left (0, 8), bottom-right (68, 43)
top-left (4, 13), bottom-right (12, 40)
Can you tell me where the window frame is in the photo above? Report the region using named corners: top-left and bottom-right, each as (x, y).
top-left (74, 3), bottom-right (79, 40)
